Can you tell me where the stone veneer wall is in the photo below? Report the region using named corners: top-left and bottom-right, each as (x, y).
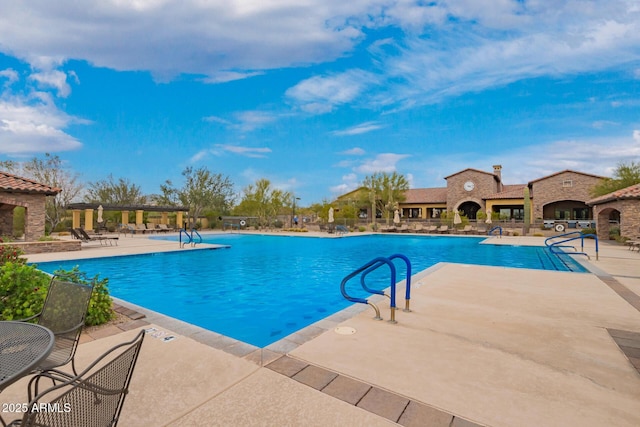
top-left (2, 240), bottom-right (81, 254)
top-left (446, 170), bottom-right (497, 211)
top-left (531, 171), bottom-right (601, 220)
top-left (0, 193), bottom-right (47, 241)
top-left (594, 199), bottom-right (640, 239)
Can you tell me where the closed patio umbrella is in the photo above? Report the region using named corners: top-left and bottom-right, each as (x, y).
top-left (454, 211), bottom-right (462, 225)
top-left (485, 209), bottom-right (492, 224)
top-left (393, 209), bottom-right (400, 224)
top-left (328, 207), bottom-right (334, 223)
top-left (97, 205), bottom-right (104, 223)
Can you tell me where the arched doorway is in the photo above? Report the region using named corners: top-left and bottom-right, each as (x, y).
top-left (458, 201), bottom-right (481, 220)
top-left (596, 207), bottom-right (621, 240)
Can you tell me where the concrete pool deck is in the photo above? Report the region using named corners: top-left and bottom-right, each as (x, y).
top-left (2, 231), bottom-right (639, 426)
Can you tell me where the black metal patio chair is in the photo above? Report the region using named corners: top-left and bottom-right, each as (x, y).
top-left (8, 330), bottom-right (145, 427)
top-left (18, 275), bottom-right (94, 375)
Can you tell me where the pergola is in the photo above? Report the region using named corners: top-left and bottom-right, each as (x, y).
top-left (66, 203), bottom-right (190, 231)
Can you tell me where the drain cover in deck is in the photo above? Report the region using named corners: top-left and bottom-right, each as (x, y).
top-left (334, 326), bottom-right (356, 335)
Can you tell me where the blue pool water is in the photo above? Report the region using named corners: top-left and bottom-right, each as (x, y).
top-left (35, 234), bottom-right (586, 347)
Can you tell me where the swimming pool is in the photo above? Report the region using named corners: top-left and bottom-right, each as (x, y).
top-left (35, 234), bottom-right (586, 347)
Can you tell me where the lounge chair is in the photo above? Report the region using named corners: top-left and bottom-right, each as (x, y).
top-left (425, 225), bottom-right (438, 233)
top-left (461, 225), bottom-right (473, 234)
top-left (10, 330), bottom-right (145, 427)
top-left (412, 223), bottom-right (424, 233)
top-left (133, 224), bottom-right (147, 234)
top-left (156, 223), bottom-right (174, 233)
top-left (336, 225), bottom-right (349, 235)
top-left (437, 225), bottom-right (449, 234)
top-left (397, 224), bottom-right (409, 233)
top-left (70, 228), bottom-right (118, 246)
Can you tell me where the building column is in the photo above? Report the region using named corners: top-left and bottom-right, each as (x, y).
top-left (84, 209), bottom-right (94, 231)
top-left (135, 210), bottom-right (144, 225)
top-left (72, 210), bottom-right (81, 229)
top-left (176, 211), bottom-right (183, 229)
top-left (161, 212), bottom-right (168, 225)
top-left (121, 211), bottom-right (129, 225)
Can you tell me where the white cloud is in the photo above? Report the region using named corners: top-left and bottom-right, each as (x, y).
top-left (340, 147), bottom-right (365, 155)
top-left (233, 111), bottom-right (278, 131)
top-left (204, 110), bottom-right (280, 132)
top-left (0, 96), bottom-right (84, 154)
top-left (0, 1), bottom-right (369, 81)
top-left (28, 70), bottom-right (72, 98)
top-left (355, 153), bottom-right (409, 174)
top-left (0, 1), bottom-right (637, 107)
top-left (203, 115), bottom-right (232, 125)
top-left (332, 122), bottom-right (384, 136)
top-left (216, 144), bottom-right (272, 158)
top-left (0, 69), bottom-right (19, 87)
top-left (329, 173), bottom-right (359, 195)
top-left (201, 71), bottom-right (265, 84)
top-left (286, 70), bottom-right (379, 113)
top-left (592, 120), bottom-right (619, 129)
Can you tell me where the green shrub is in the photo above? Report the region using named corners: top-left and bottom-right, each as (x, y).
top-left (358, 226), bottom-right (366, 232)
top-left (0, 245), bottom-right (26, 265)
top-left (54, 266), bottom-right (114, 326)
top-left (0, 262), bottom-right (50, 320)
top-left (581, 227), bottom-right (597, 236)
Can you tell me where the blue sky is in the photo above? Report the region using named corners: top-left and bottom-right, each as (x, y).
top-left (0, 1), bottom-right (639, 204)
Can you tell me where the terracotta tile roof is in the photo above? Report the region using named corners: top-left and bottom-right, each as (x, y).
top-left (587, 183), bottom-right (640, 205)
top-left (486, 184), bottom-right (527, 200)
top-left (403, 187), bottom-right (447, 204)
top-left (0, 171), bottom-right (60, 195)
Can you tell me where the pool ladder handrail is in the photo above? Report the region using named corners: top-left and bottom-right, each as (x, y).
top-left (179, 228), bottom-right (203, 248)
top-left (546, 233), bottom-right (598, 261)
top-left (340, 254), bottom-right (413, 323)
top-left (488, 226), bottom-right (502, 237)
top-left (360, 254), bottom-right (412, 313)
top-left (544, 231), bottom-right (583, 247)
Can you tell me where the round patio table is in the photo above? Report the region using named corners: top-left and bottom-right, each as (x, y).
top-left (0, 321), bottom-right (54, 390)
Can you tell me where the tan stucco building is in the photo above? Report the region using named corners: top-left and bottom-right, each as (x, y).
top-left (336, 165), bottom-right (606, 231)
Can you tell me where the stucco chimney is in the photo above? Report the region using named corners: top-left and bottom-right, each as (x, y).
top-left (493, 165), bottom-right (503, 192)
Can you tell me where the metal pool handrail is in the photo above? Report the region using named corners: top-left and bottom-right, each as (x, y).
top-left (548, 233), bottom-right (599, 261)
top-left (340, 257), bottom-right (397, 323)
top-left (360, 254), bottom-right (413, 312)
top-left (488, 226), bottom-right (502, 237)
top-left (179, 228), bottom-right (191, 248)
top-left (544, 231), bottom-right (583, 247)
top-left (179, 228), bottom-right (203, 248)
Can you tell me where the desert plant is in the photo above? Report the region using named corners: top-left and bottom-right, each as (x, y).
top-left (0, 262), bottom-right (50, 320)
top-left (54, 266), bottom-right (114, 326)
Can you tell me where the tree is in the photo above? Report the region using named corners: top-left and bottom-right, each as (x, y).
top-left (0, 160), bottom-right (18, 173)
top-left (360, 172), bottom-right (410, 225)
top-left (234, 179), bottom-right (290, 228)
top-left (22, 154), bottom-right (83, 232)
top-left (85, 175), bottom-right (147, 205)
top-left (591, 161), bottom-right (640, 197)
top-left (159, 166), bottom-right (235, 227)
